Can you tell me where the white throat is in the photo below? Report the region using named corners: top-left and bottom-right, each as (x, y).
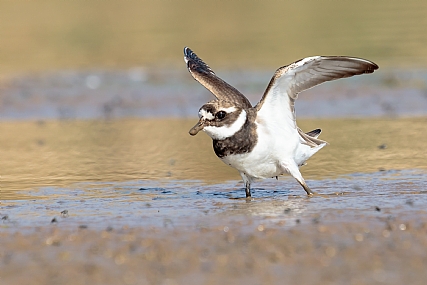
top-left (203, 110), bottom-right (247, 140)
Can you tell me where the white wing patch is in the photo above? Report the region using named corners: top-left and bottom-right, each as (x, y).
top-left (288, 56), bottom-right (319, 70)
top-left (255, 55), bottom-right (379, 147)
top-left (204, 110), bottom-right (247, 140)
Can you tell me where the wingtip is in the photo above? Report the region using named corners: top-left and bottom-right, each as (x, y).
top-left (183, 47), bottom-right (192, 64)
top-left (184, 47), bottom-right (199, 60)
top-left (363, 61), bottom-right (379, 74)
top-left (371, 62), bottom-right (380, 71)
top-left (323, 56), bottom-right (379, 73)
top-left (357, 57), bottom-right (379, 73)
top-left (305, 128), bottom-right (322, 138)
top-left (183, 46), bottom-right (197, 65)
top-left (363, 58), bottom-right (379, 72)
top-left (183, 47), bottom-right (214, 75)
top-left (183, 46), bottom-right (192, 56)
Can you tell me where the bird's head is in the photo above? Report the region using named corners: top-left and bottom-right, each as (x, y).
top-left (189, 101), bottom-right (247, 140)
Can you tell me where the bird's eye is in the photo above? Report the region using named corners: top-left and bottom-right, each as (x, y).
top-left (216, 111), bottom-right (226, 120)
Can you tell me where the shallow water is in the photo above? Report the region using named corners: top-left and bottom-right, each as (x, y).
top-left (1, 118), bottom-right (426, 229)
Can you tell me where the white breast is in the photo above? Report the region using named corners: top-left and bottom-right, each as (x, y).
top-left (221, 117), bottom-right (298, 179)
top-left (219, 111), bottom-right (325, 180)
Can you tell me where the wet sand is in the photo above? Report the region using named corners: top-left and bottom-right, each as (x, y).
top-left (2, 213), bottom-right (427, 285)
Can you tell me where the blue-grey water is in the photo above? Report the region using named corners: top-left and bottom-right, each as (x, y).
top-left (2, 68), bottom-right (427, 120)
top-left (2, 169), bottom-right (426, 230)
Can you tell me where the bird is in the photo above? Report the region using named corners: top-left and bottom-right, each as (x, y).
top-left (184, 47), bottom-right (378, 198)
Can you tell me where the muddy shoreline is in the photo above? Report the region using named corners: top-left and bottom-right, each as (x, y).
top-left (2, 167), bottom-right (427, 284)
top-left (1, 214), bottom-right (427, 285)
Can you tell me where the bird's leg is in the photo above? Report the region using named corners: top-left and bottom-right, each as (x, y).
top-left (245, 181), bottom-right (251, 198)
top-left (240, 172), bottom-right (252, 198)
top-left (297, 180), bottom-right (314, 195)
top-left (281, 162), bottom-right (316, 196)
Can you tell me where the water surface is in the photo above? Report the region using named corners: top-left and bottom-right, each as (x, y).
top-left (1, 118), bottom-right (426, 228)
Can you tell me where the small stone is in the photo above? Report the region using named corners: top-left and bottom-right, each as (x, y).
top-left (378, 144), bottom-right (387, 149)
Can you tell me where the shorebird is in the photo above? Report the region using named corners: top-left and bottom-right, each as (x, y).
top-left (184, 47), bottom-right (378, 197)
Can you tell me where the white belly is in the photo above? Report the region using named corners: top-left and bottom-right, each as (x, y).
top-left (220, 121), bottom-right (301, 179)
top-left (221, 151), bottom-right (280, 179)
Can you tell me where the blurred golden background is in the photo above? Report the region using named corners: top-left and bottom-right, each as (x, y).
top-left (1, 0), bottom-right (427, 76)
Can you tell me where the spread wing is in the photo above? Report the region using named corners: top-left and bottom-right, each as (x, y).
top-left (255, 56), bottom-right (378, 145)
top-left (184, 47), bottom-right (252, 109)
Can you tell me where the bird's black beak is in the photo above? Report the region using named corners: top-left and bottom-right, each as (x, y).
top-left (189, 119), bottom-right (204, 136)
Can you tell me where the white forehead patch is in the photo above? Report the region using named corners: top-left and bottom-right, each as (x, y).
top-left (203, 110), bottom-right (247, 140)
top-left (199, 109), bottom-right (214, 120)
top-left (220, 106), bottom-right (237, 113)
top-left (199, 106), bottom-right (237, 120)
